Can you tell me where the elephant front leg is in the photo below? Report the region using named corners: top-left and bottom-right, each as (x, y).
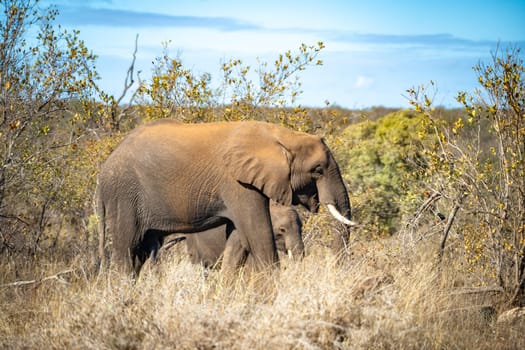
top-left (225, 188), bottom-right (279, 271)
top-left (221, 230), bottom-right (249, 274)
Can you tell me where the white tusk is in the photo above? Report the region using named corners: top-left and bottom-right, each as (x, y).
top-left (287, 249), bottom-right (293, 259)
top-left (327, 204), bottom-right (357, 226)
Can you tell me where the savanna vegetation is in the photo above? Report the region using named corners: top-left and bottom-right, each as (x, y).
top-left (1, 1), bottom-right (524, 348)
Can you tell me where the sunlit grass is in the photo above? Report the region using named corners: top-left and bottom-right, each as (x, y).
top-left (1, 232), bottom-right (523, 349)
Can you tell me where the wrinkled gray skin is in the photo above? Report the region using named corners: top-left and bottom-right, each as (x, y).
top-left (97, 119), bottom-right (353, 276)
top-left (172, 201), bottom-right (303, 269)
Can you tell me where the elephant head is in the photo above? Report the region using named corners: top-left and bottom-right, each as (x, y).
top-left (224, 122), bottom-right (355, 227)
top-left (268, 201), bottom-right (304, 260)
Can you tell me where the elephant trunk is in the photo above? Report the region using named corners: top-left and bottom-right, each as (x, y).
top-left (319, 151), bottom-right (355, 227)
top-left (330, 184), bottom-right (353, 253)
top-left (318, 152), bottom-right (355, 254)
top-left (285, 235), bottom-right (305, 260)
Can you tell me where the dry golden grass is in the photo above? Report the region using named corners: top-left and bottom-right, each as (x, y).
top-left (1, 232), bottom-right (523, 349)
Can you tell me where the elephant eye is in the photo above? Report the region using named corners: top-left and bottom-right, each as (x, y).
top-left (312, 165), bottom-right (324, 178)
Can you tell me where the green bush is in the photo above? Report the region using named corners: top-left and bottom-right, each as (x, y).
top-left (337, 110), bottom-right (435, 236)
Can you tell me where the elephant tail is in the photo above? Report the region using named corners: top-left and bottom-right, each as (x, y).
top-left (95, 180), bottom-right (107, 272)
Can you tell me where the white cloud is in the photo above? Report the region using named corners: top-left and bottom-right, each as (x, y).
top-left (354, 75), bottom-right (374, 88)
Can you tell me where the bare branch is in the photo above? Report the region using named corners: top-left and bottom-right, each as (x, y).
top-left (115, 34), bottom-right (138, 107)
top-left (405, 191), bottom-right (442, 230)
top-left (437, 190), bottom-right (467, 264)
top-left (110, 34), bottom-right (139, 131)
top-left (1, 269), bottom-right (75, 287)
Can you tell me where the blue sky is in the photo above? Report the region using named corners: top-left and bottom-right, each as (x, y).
top-left (43, 0), bottom-right (525, 108)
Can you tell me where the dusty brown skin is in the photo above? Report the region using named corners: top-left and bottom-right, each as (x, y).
top-left (172, 202), bottom-right (303, 269)
top-left (97, 119), bottom-right (352, 275)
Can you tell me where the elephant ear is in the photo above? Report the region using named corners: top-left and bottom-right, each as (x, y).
top-left (224, 136), bottom-right (293, 206)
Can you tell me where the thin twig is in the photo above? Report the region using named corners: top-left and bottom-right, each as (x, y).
top-left (1, 269), bottom-right (75, 287)
top-left (448, 285), bottom-right (504, 296)
top-left (405, 191), bottom-right (442, 230)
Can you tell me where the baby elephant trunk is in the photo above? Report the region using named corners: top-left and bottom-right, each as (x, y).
top-left (284, 233), bottom-right (305, 260)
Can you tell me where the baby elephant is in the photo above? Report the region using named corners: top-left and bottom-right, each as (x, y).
top-left (168, 202), bottom-right (304, 271)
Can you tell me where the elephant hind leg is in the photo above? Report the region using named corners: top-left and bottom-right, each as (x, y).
top-left (109, 200), bottom-right (140, 276)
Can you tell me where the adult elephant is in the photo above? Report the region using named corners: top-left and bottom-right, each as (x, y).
top-left (166, 201), bottom-right (304, 269)
top-left (97, 119), bottom-right (354, 275)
